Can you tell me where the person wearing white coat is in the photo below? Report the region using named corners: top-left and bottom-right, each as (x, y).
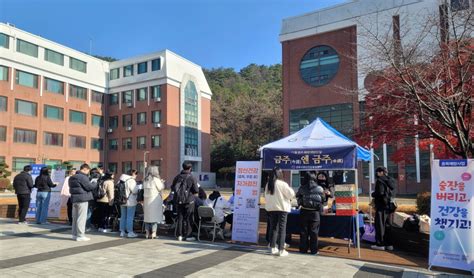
top-left (119, 169), bottom-right (139, 238)
top-left (143, 166), bottom-right (165, 239)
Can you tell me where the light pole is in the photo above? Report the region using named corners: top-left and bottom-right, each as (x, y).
top-left (143, 151), bottom-right (150, 179)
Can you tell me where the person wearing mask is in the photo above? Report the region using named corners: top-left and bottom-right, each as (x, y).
top-left (316, 172), bottom-right (334, 210)
top-left (296, 171), bottom-right (326, 255)
top-left (205, 190), bottom-right (230, 239)
top-left (13, 165), bottom-right (34, 224)
top-left (69, 164), bottom-right (96, 241)
top-left (96, 171), bottom-right (115, 233)
top-left (34, 167), bottom-right (56, 224)
top-left (171, 162), bottom-right (199, 241)
top-left (371, 166), bottom-right (395, 251)
top-left (265, 166), bottom-right (295, 257)
top-left (119, 169), bottom-right (139, 238)
top-left (142, 166), bottom-right (165, 239)
top-left (60, 168), bottom-right (76, 225)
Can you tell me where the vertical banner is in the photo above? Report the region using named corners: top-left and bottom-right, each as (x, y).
top-left (48, 165), bottom-right (66, 218)
top-left (429, 159), bottom-right (474, 273)
top-left (232, 161), bottom-right (262, 243)
top-left (26, 164), bottom-right (46, 219)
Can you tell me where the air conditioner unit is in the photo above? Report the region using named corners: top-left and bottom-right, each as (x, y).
top-left (153, 123), bottom-right (161, 128)
top-left (154, 97), bottom-right (161, 103)
top-left (126, 126), bottom-right (132, 131)
top-left (126, 102), bottom-right (133, 107)
top-left (107, 128), bottom-right (113, 133)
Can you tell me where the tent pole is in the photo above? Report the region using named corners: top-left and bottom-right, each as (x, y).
top-left (355, 168), bottom-right (361, 259)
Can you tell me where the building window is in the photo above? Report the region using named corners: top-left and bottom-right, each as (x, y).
top-left (137, 112), bottom-right (146, 125)
top-left (184, 81), bottom-right (198, 156)
top-left (91, 91), bottom-right (104, 103)
top-left (136, 88), bottom-right (147, 101)
top-left (69, 110), bottom-right (86, 124)
top-left (152, 110), bottom-right (161, 123)
top-left (300, 45), bottom-right (340, 87)
top-left (137, 62), bottom-right (147, 74)
top-left (15, 99), bottom-right (37, 116)
top-left (16, 39), bottom-right (38, 57)
top-left (451, 0), bottom-right (470, 11)
top-left (109, 116), bottom-right (118, 129)
top-left (136, 161), bottom-right (145, 176)
top-left (44, 132), bottom-right (63, 146)
top-left (0, 65), bottom-right (8, 81)
top-left (12, 158), bottom-right (35, 172)
top-left (69, 161), bottom-right (85, 169)
top-left (14, 128), bottom-right (36, 144)
top-left (110, 68), bottom-right (119, 80)
top-left (150, 160), bottom-right (161, 171)
top-left (151, 58), bottom-right (161, 71)
top-left (122, 138), bottom-right (132, 150)
top-left (69, 135), bottom-right (86, 148)
top-left (15, 70), bottom-right (38, 88)
top-left (122, 90), bottom-right (133, 104)
top-left (91, 114), bottom-right (104, 127)
top-left (108, 163), bottom-right (117, 173)
top-left (44, 159), bottom-right (62, 168)
top-left (0, 126), bottom-right (6, 141)
top-left (44, 49), bottom-right (64, 66)
top-left (137, 136), bottom-right (146, 149)
top-left (122, 114), bottom-right (132, 127)
top-left (109, 139), bottom-right (118, 150)
top-left (0, 96), bottom-right (7, 112)
top-left (122, 161), bottom-right (132, 174)
top-left (44, 78), bottom-right (64, 94)
top-left (91, 138), bottom-right (103, 150)
top-left (123, 65), bottom-right (133, 77)
top-left (44, 105), bottom-right (64, 120)
top-left (70, 57), bottom-right (87, 73)
top-left (69, 84), bottom-right (87, 100)
top-left (109, 93), bottom-right (119, 105)
top-left (151, 85), bottom-right (161, 100)
top-left (151, 135), bottom-right (161, 148)
top-left (0, 33), bottom-right (9, 48)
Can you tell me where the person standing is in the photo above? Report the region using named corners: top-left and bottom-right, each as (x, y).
top-left (69, 164), bottom-right (96, 241)
top-left (265, 166), bottom-right (295, 257)
top-left (296, 171), bottom-right (325, 255)
top-left (34, 167), bottom-right (56, 224)
top-left (316, 172), bottom-right (334, 210)
top-left (142, 166), bottom-right (164, 239)
top-left (96, 171), bottom-right (115, 233)
top-left (371, 166), bottom-right (395, 251)
top-left (171, 162), bottom-right (199, 241)
top-left (119, 169), bottom-right (139, 238)
top-left (60, 168), bottom-right (76, 225)
top-left (13, 165), bottom-right (34, 224)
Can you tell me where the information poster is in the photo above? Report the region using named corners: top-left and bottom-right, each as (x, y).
top-left (48, 166), bottom-right (65, 218)
top-left (429, 159), bottom-right (474, 273)
top-left (232, 161), bottom-right (262, 243)
top-left (26, 164), bottom-right (46, 219)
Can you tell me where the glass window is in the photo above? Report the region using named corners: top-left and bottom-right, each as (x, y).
top-left (150, 160), bottom-right (161, 171)
top-left (0, 96), bottom-right (7, 112)
top-left (69, 110), bottom-right (86, 124)
top-left (15, 99), bottom-right (37, 116)
top-left (109, 93), bottom-right (119, 105)
top-left (151, 85), bottom-right (161, 99)
top-left (122, 90), bottom-right (133, 104)
top-left (16, 39), bottom-right (38, 57)
top-left (123, 65), bottom-right (133, 77)
top-left (300, 45), bottom-right (340, 87)
top-left (108, 163), bottom-right (117, 173)
top-left (14, 128), bottom-right (36, 144)
top-left (45, 159), bottom-right (62, 168)
top-left (15, 70), bottom-right (38, 88)
top-left (44, 49), bottom-right (64, 66)
top-left (138, 62), bottom-right (147, 74)
top-left (110, 68), bottom-right (119, 80)
top-left (44, 78), bottom-right (64, 94)
top-left (184, 81), bottom-right (198, 156)
top-left (0, 65), bottom-right (8, 81)
top-left (69, 84), bottom-right (87, 100)
top-left (137, 136), bottom-right (146, 149)
top-left (122, 161), bottom-right (132, 174)
top-left (91, 138), bottom-right (103, 150)
top-left (451, 0), bottom-right (470, 11)
top-left (69, 161), bottom-right (85, 169)
top-left (0, 33), bottom-right (9, 48)
top-left (109, 116), bottom-right (118, 129)
top-left (137, 88), bottom-right (147, 101)
top-left (137, 112), bottom-right (146, 125)
top-left (136, 161), bottom-right (144, 176)
top-left (12, 158), bottom-right (35, 172)
top-left (44, 132), bottom-right (63, 146)
top-left (44, 105), bottom-right (64, 120)
top-left (122, 114), bottom-right (132, 127)
top-left (151, 58), bottom-right (161, 71)
top-left (151, 135), bottom-right (161, 148)
top-left (152, 110), bottom-right (161, 123)
top-left (91, 91), bottom-right (104, 103)
top-left (109, 139), bottom-right (118, 150)
top-left (69, 57), bottom-right (87, 73)
top-left (0, 126), bottom-right (6, 141)
top-left (91, 114), bottom-right (104, 127)
top-left (69, 135), bottom-right (86, 148)
top-left (122, 138), bottom-right (132, 150)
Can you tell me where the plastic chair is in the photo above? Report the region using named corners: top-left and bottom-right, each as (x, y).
top-left (197, 206), bottom-right (223, 242)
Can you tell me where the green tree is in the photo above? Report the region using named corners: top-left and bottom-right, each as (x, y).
top-left (93, 55), bottom-right (118, 62)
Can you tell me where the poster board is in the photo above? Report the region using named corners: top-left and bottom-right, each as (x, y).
top-left (26, 164), bottom-right (46, 219)
top-left (48, 166), bottom-right (65, 218)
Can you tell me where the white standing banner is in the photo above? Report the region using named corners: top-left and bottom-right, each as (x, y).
top-left (48, 167), bottom-right (66, 218)
top-left (429, 159), bottom-right (474, 274)
top-left (232, 161), bottom-right (262, 243)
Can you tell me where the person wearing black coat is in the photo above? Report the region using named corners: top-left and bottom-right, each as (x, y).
top-left (69, 164), bottom-right (95, 241)
top-left (371, 166), bottom-right (395, 251)
top-left (34, 167), bottom-right (56, 224)
top-left (296, 171), bottom-right (326, 254)
top-left (316, 171), bottom-right (334, 208)
top-left (13, 165), bottom-right (34, 224)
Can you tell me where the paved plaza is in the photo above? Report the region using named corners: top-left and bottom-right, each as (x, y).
top-left (0, 218), bottom-right (469, 278)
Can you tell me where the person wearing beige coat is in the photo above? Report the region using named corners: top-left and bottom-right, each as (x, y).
top-left (143, 166), bottom-right (165, 239)
top-left (96, 172), bottom-right (115, 233)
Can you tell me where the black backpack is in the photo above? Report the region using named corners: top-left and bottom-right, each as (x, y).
top-left (94, 178), bottom-right (107, 200)
top-left (114, 179), bottom-right (129, 206)
top-left (173, 175), bottom-right (191, 205)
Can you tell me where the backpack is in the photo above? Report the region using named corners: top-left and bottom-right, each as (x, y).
top-left (173, 175), bottom-right (191, 205)
top-left (94, 178), bottom-right (107, 200)
top-left (114, 179), bottom-right (129, 206)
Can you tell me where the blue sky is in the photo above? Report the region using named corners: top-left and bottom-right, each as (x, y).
top-left (0, 0), bottom-right (345, 70)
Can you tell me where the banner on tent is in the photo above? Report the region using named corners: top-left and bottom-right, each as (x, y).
top-left (262, 147), bottom-right (356, 170)
top-left (429, 159), bottom-right (474, 273)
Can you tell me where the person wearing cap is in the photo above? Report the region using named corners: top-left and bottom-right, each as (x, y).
top-left (371, 166), bottom-right (395, 251)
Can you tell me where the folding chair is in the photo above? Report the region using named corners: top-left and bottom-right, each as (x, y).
top-left (197, 206), bottom-right (224, 242)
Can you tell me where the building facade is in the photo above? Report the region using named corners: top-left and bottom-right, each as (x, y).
top-left (0, 23), bottom-right (212, 182)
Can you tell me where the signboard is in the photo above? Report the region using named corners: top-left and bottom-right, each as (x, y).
top-left (26, 164), bottom-right (46, 219)
top-left (48, 166), bottom-right (66, 218)
top-left (262, 147), bottom-right (356, 170)
top-left (232, 161), bottom-right (262, 243)
top-left (429, 159), bottom-right (474, 273)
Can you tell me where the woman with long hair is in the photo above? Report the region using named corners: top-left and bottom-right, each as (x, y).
top-left (264, 166), bottom-right (295, 256)
top-left (143, 166), bottom-right (164, 239)
top-left (96, 171), bottom-right (115, 233)
top-left (34, 167), bottom-right (56, 224)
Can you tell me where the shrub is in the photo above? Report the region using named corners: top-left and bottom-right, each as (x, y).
top-left (417, 191), bottom-right (431, 215)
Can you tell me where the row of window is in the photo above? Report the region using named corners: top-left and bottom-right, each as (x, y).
top-left (108, 135), bottom-right (161, 150)
top-left (109, 58), bottom-right (161, 80)
top-left (4, 157), bottom-right (100, 172)
top-left (108, 160), bottom-right (161, 176)
top-left (109, 85), bottom-right (162, 105)
top-left (108, 111), bottom-right (161, 128)
top-left (0, 34), bottom-right (87, 73)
